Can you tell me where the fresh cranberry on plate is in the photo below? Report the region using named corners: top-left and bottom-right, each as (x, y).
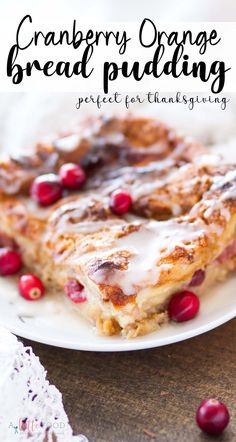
top-left (19, 274), bottom-right (45, 301)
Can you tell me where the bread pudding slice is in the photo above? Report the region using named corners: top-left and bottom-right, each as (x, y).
top-left (0, 116), bottom-right (235, 337)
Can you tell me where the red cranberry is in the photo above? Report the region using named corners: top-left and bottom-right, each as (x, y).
top-left (64, 280), bottom-right (87, 303)
top-left (0, 247), bottom-right (22, 276)
top-left (110, 190), bottom-right (132, 215)
top-left (59, 163), bottom-right (86, 190)
top-left (189, 269), bottom-right (205, 287)
top-left (30, 174), bottom-right (63, 206)
top-left (19, 274), bottom-right (45, 301)
top-left (196, 398), bottom-right (230, 435)
top-left (168, 290), bottom-right (200, 322)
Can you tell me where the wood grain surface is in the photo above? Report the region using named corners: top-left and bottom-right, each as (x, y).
top-left (22, 318), bottom-right (236, 442)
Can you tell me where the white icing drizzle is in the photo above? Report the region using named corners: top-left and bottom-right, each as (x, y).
top-left (210, 168), bottom-right (236, 205)
top-left (54, 126), bottom-right (125, 154)
top-left (55, 134), bottom-right (80, 151)
top-left (56, 217), bottom-right (124, 235)
top-left (129, 164), bottom-right (180, 199)
top-left (99, 132), bottom-right (125, 145)
top-left (212, 169), bottom-right (236, 191)
top-left (222, 189), bottom-right (236, 201)
top-left (3, 198), bottom-right (50, 221)
top-left (48, 197), bottom-right (124, 236)
top-left (131, 180), bottom-right (165, 199)
top-left (203, 199), bottom-right (231, 221)
top-left (91, 219), bottom-right (209, 295)
top-left (97, 159), bottom-right (179, 199)
top-left (195, 153), bottom-right (222, 166)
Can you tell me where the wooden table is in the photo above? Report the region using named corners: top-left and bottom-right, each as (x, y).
top-left (22, 318), bottom-right (236, 442)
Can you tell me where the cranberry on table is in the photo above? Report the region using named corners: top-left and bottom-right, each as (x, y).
top-left (189, 269), bottom-right (205, 287)
top-left (109, 190), bottom-right (132, 215)
top-left (168, 290), bottom-right (200, 322)
top-left (19, 274), bottom-right (45, 301)
top-left (30, 173), bottom-right (63, 206)
top-left (0, 247), bottom-right (22, 276)
top-left (59, 163), bottom-right (86, 190)
top-left (64, 280), bottom-right (87, 303)
top-left (196, 398), bottom-right (230, 435)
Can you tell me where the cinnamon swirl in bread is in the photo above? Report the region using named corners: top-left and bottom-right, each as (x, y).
top-left (0, 116), bottom-right (235, 337)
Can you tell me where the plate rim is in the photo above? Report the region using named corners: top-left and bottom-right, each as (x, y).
top-left (2, 309), bottom-right (236, 352)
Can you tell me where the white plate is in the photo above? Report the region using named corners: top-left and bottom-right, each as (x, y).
top-left (0, 275), bottom-right (235, 352)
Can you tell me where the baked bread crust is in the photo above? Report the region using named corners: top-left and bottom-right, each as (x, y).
top-left (0, 116), bottom-right (236, 337)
